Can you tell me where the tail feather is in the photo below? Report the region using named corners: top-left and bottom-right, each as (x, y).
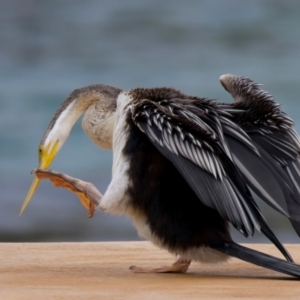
top-left (260, 226), bottom-right (294, 263)
top-left (213, 241), bottom-right (300, 278)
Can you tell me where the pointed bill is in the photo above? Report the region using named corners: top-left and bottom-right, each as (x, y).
top-left (19, 177), bottom-right (41, 216)
top-left (19, 140), bottom-right (59, 215)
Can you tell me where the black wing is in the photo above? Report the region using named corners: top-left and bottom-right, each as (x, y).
top-left (219, 74), bottom-right (300, 235)
top-left (131, 97), bottom-right (292, 261)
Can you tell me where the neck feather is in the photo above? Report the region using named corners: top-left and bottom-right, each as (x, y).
top-left (41, 84), bottom-right (122, 151)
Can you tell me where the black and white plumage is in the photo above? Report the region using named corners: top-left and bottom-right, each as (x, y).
top-left (22, 76), bottom-right (300, 278)
top-left (219, 74), bottom-right (300, 235)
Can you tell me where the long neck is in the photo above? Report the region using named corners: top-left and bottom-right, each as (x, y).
top-left (41, 84), bottom-right (121, 151)
top-left (42, 99), bottom-right (88, 152)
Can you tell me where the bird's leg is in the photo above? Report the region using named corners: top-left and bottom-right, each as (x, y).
top-left (129, 257), bottom-right (191, 274)
top-left (32, 169), bottom-right (102, 217)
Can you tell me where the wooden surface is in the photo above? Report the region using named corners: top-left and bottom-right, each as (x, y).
top-left (1, 242), bottom-right (300, 299)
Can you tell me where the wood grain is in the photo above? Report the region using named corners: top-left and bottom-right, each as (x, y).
top-left (1, 242), bottom-right (300, 299)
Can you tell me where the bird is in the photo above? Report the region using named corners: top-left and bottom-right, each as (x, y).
top-left (21, 75), bottom-right (300, 278)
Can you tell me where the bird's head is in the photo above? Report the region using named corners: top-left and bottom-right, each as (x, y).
top-left (20, 84), bottom-right (122, 215)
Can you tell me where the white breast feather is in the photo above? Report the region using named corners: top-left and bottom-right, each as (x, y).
top-left (98, 92), bottom-right (133, 215)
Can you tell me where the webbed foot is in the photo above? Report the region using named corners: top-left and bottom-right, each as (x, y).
top-left (32, 169), bottom-right (102, 217)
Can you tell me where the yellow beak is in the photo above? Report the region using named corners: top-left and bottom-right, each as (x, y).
top-left (19, 140), bottom-right (59, 215)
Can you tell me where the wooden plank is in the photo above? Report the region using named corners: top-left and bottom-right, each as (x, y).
top-left (1, 242), bottom-right (300, 299)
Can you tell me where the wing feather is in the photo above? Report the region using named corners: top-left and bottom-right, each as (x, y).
top-left (132, 95), bottom-right (292, 261)
top-left (133, 100), bottom-right (269, 237)
top-left (219, 73), bottom-right (300, 236)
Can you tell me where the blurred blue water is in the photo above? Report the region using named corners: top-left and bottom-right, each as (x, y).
top-left (1, 0), bottom-right (300, 242)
